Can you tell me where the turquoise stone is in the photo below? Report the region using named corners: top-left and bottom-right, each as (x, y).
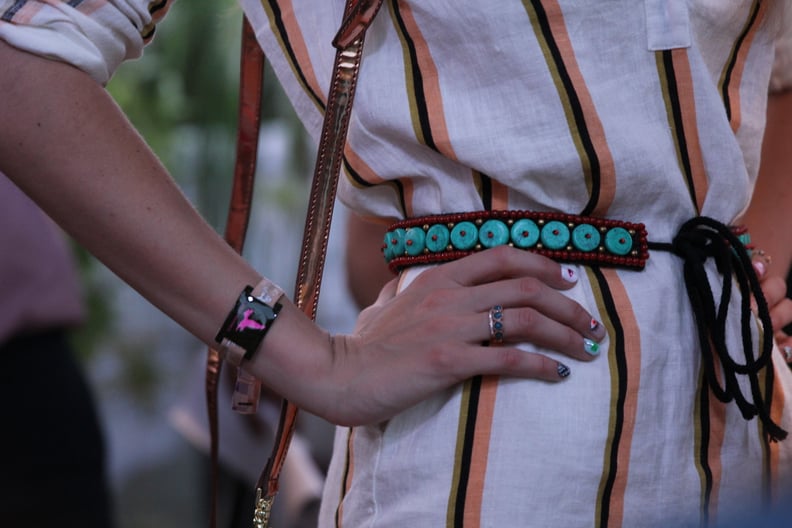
top-left (540, 220), bottom-right (571, 250)
top-left (604, 227), bottom-right (632, 255)
top-left (479, 219), bottom-right (509, 248)
top-left (426, 224), bottom-right (450, 252)
top-left (510, 219), bottom-right (540, 249)
top-left (737, 232), bottom-right (752, 257)
top-left (384, 228), bottom-right (405, 260)
top-left (571, 223), bottom-right (601, 252)
top-left (404, 227), bottom-right (427, 256)
top-left (450, 221), bottom-right (478, 250)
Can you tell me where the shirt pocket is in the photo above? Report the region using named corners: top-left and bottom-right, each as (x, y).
top-left (644, 0), bottom-right (692, 50)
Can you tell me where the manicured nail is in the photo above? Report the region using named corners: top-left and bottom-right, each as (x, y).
top-left (561, 265), bottom-right (578, 283)
top-left (590, 318), bottom-right (601, 332)
top-left (584, 338), bottom-right (600, 356)
top-left (557, 362), bottom-right (571, 378)
top-left (753, 260), bottom-right (766, 279)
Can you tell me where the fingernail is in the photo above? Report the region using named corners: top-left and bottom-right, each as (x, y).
top-left (557, 362), bottom-right (571, 378)
top-left (584, 338), bottom-right (600, 356)
top-left (589, 318), bottom-right (606, 339)
top-left (753, 260), bottom-right (766, 278)
top-left (561, 265), bottom-right (578, 283)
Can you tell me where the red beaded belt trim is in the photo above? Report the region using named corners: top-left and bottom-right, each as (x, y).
top-left (382, 210), bottom-right (649, 273)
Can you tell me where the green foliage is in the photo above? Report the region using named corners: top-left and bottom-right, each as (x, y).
top-left (107, 0), bottom-right (243, 228)
top-left (75, 2), bottom-right (313, 400)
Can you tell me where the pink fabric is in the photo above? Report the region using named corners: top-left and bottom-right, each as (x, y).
top-left (0, 172), bottom-right (84, 344)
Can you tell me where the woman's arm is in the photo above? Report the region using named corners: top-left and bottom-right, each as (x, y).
top-left (742, 89), bottom-right (792, 354)
top-left (0, 41), bottom-right (606, 425)
top-left (742, 90), bottom-right (792, 278)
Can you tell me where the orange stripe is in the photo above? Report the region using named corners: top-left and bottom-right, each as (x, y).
top-left (490, 181), bottom-right (509, 210)
top-left (600, 268), bottom-right (641, 528)
top-left (343, 144), bottom-right (387, 186)
top-left (261, 0), bottom-right (325, 106)
top-left (670, 49), bottom-right (709, 213)
top-left (462, 375), bottom-right (498, 526)
top-left (725, 1), bottom-right (769, 133)
top-left (395, 2), bottom-right (458, 161)
top-left (402, 181), bottom-right (415, 218)
top-left (68, 0), bottom-right (108, 18)
top-left (6, 2), bottom-right (43, 23)
top-left (707, 349), bottom-right (726, 520)
top-left (537, 0), bottom-right (616, 216)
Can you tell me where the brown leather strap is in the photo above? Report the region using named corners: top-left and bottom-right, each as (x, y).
top-left (208, 2), bottom-right (383, 527)
top-left (206, 15), bottom-right (265, 528)
top-left (253, 2), bottom-right (383, 526)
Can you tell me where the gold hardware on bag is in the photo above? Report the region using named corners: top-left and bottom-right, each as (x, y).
top-left (253, 488), bottom-right (273, 528)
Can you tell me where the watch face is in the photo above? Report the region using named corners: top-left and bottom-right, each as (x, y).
top-left (217, 287), bottom-right (281, 353)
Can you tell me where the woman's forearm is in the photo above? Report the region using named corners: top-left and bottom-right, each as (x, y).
top-left (0, 40), bottom-right (609, 425)
top-left (742, 89), bottom-right (792, 278)
top-left (0, 40), bottom-right (267, 347)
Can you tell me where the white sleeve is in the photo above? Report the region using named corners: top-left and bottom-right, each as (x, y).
top-left (770, 1), bottom-right (792, 92)
top-left (0, 0), bottom-right (174, 85)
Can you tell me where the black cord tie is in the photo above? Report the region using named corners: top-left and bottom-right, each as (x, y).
top-left (649, 216), bottom-right (787, 441)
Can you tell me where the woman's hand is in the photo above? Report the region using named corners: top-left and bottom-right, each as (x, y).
top-left (754, 256), bottom-right (792, 363)
top-left (256, 246), bottom-right (605, 426)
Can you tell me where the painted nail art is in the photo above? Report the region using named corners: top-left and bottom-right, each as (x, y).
top-left (584, 338), bottom-right (600, 356)
top-left (753, 260), bottom-right (767, 279)
top-left (561, 265), bottom-right (578, 283)
top-left (557, 362), bottom-right (571, 378)
top-left (590, 318), bottom-right (600, 332)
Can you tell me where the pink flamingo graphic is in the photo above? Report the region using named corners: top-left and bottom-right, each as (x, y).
top-left (236, 309), bottom-right (266, 332)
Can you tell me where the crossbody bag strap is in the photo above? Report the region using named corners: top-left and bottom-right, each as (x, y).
top-left (207, 2), bottom-right (384, 527)
top-left (253, 2), bottom-right (383, 526)
top-left (206, 14), bottom-right (266, 528)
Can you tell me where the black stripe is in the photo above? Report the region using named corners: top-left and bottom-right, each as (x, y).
top-left (266, 0), bottom-right (326, 111)
top-left (342, 158), bottom-right (407, 217)
top-left (761, 359), bottom-right (776, 497)
top-left (148, 0), bottom-right (168, 16)
top-left (334, 427), bottom-right (354, 528)
top-left (1, 0), bottom-right (27, 21)
top-left (529, 0), bottom-right (601, 216)
top-left (452, 376), bottom-right (482, 527)
top-left (141, 26), bottom-right (156, 41)
top-left (389, 0), bottom-right (438, 152)
top-left (697, 374), bottom-right (713, 525)
top-left (478, 172), bottom-right (493, 211)
top-left (590, 268), bottom-right (627, 528)
top-left (342, 157), bottom-right (375, 188)
top-left (660, 50), bottom-right (698, 208)
top-left (391, 179), bottom-right (408, 218)
top-left (721, 1), bottom-right (762, 122)
top-left (67, 0), bottom-right (84, 7)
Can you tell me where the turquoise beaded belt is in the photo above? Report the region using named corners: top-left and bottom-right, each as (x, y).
top-left (382, 210), bottom-right (649, 273)
top-left (381, 212), bottom-right (789, 440)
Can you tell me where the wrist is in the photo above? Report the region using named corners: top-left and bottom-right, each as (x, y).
top-left (242, 300), bottom-right (335, 413)
top-left (215, 278), bottom-right (285, 367)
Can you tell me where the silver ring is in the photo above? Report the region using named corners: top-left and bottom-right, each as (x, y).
top-left (783, 346), bottom-right (792, 362)
top-left (488, 305), bottom-right (505, 345)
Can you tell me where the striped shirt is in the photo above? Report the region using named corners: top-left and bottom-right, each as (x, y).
top-left (238, 1), bottom-right (792, 526)
top-left (3, 1), bottom-right (792, 526)
top-left (0, 0), bottom-right (173, 84)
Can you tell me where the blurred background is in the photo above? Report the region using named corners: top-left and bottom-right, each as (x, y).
top-left (72, 1), bottom-right (355, 525)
